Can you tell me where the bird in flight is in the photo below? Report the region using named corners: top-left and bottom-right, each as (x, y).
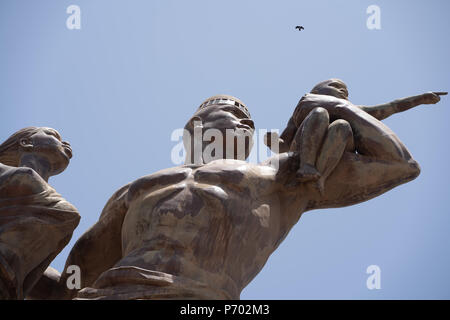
top-left (295, 26), bottom-right (304, 31)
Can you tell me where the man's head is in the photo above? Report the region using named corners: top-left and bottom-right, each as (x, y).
top-left (183, 95), bottom-right (255, 164)
top-left (311, 79), bottom-right (349, 100)
top-left (0, 127), bottom-right (72, 176)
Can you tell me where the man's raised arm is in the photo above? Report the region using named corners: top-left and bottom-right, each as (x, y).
top-left (305, 101), bottom-right (421, 210)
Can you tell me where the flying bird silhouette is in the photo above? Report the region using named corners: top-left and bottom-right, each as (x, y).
top-left (295, 26), bottom-right (304, 31)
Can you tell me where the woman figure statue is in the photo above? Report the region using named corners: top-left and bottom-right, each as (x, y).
top-left (0, 127), bottom-right (80, 299)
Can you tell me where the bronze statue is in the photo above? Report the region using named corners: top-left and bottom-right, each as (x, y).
top-left (0, 127), bottom-right (80, 299)
top-left (32, 81), bottom-right (446, 299)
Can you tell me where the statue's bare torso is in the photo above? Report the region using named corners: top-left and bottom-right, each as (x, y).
top-left (114, 159), bottom-right (298, 299)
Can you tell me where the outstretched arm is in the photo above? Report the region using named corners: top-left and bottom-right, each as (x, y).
top-left (358, 91), bottom-right (447, 120)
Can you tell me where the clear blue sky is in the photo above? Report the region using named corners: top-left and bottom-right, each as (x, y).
top-left (1, 0), bottom-right (449, 299)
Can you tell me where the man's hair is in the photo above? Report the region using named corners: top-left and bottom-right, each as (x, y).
top-left (0, 127), bottom-right (40, 166)
top-left (197, 94), bottom-right (251, 119)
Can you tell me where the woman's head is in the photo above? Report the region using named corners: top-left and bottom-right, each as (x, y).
top-left (0, 127), bottom-right (72, 175)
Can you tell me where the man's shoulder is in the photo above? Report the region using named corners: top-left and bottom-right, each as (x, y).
top-left (99, 182), bottom-right (132, 220)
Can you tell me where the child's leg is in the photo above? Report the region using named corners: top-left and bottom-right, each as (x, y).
top-left (291, 107), bottom-right (329, 182)
top-left (315, 119), bottom-right (354, 194)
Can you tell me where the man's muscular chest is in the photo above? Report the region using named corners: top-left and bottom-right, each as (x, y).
top-left (121, 161), bottom-right (266, 252)
top-left (126, 160), bottom-right (254, 218)
top-left (128, 162), bottom-right (253, 202)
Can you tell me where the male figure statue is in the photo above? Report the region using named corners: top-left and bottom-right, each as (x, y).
top-left (34, 86), bottom-right (444, 299)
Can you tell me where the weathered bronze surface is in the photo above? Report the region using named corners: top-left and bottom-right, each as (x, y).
top-left (0, 127), bottom-right (80, 299)
top-left (24, 81), bottom-right (446, 299)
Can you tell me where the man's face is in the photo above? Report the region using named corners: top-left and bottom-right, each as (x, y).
top-left (311, 79), bottom-right (349, 100)
top-left (184, 104), bottom-right (255, 162)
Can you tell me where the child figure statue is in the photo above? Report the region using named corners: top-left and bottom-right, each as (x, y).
top-left (266, 79), bottom-right (447, 193)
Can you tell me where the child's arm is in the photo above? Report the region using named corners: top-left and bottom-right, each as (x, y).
top-left (358, 92), bottom-right (447, 121)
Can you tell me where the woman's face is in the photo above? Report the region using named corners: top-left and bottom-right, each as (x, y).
top-left (22, 128), bottom-right (72, 175)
